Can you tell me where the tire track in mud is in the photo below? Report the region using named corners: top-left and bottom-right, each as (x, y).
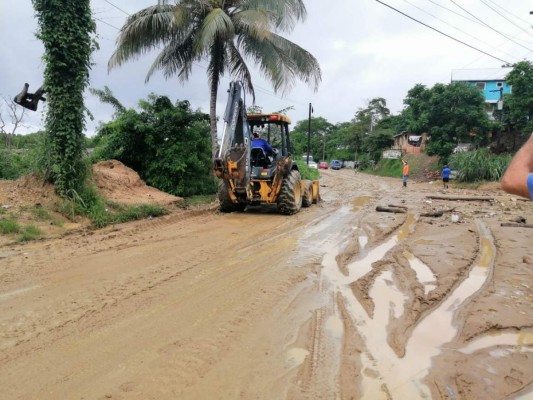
top-left (291, 180), bottom-right (532, 399)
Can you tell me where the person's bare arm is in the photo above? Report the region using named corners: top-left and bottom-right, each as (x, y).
top-left (501, 132), bottom-right (533, 199)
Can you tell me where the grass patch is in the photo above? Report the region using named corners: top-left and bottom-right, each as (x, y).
top-left (31, 205), bottom-right (52, 220)
top-left (449, 149), bottom-right (511, 182)
top-left (295, 159), bottom-right (320, 180)
top-left (55, 187), bottom-right (169, 229)
top-left (363, 158), bottom-right (403, 177)
top-left (0, 218), bottom-right (20, 234)
top-left (18, 224), bottom-right (43, 242)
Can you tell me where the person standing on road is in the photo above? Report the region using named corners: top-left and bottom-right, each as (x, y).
top-left (442, 164), bottom-right (451, 189)
top-left (501, 132), bottom-right (533, 200)
top-left (402, 160), bottom-right (409, 187)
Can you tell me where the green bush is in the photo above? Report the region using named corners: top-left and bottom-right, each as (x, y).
top-left (449, 148), bottom-right (512, 182)
top-left (18, 225), bottom-right (43, 242)
top-left (91, 96), bottom-right (215, 197)
top-left (55, 185), bottom-right (168, 228)
top-left (295, 159), bottom-right (320, 180)
top-left (0, 218), bottom-right (20, 234)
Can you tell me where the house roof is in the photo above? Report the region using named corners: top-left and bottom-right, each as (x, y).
top-left (451, 67), bottom-right (512, 82)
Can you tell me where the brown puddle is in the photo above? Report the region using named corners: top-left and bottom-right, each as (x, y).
top-left (297, 209), bottom-right (517, 398)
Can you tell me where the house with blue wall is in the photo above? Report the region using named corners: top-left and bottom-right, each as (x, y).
top-left (451, 67), bottom-right (513, 119)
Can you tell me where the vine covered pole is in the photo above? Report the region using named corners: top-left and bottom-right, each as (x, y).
top-left (32, 0), bottom-right (96, 197)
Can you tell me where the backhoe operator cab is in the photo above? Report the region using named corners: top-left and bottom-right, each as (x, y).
top-left (213, 81), bottom-right (319, 215)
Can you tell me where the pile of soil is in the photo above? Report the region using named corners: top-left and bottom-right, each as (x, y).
top-left (92, 160), bottom-right (182, 206)
top-left (0, 160), bottom-right (184, 245)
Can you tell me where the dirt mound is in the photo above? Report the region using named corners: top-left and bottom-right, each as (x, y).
top-left (92, 160), bottom-right (182, 206)
top-left (0, 173), bottom-right (57, 208)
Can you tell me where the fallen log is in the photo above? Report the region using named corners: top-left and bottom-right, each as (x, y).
top-left (376, 206), bottom-right (406, 214)
top-left (420, 208), bottom-right (455, 218)
top-left (388, 204), bottom-right (408, 209)
top-left (501, 223), bottom-right (533, 228)
top-left (426, 195), bottom-right (494, 202)
top-left (420, 211), bottom-right (443, 217)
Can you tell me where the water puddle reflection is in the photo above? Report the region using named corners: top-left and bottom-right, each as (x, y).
top-left (404, 251), bottom-right (436, 294)
top-left (285, 348), bottom-right (310, 369)
top-left (313, 212), bottom-right (506, 398)
top-left (459, 330), bottom-right (533, 354)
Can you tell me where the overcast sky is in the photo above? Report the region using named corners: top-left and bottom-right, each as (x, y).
top-left (0, 0), bottom-right (531, 136)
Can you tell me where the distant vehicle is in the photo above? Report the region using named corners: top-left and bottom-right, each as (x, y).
top-left (307, 160), bottom-right (318, 169)
top-left (319, 161), bottom-right (328, 169)
top-left (330, 160), bottom-right (342, 170)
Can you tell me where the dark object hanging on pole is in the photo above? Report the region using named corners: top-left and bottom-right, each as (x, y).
top-left (14, 83), bottom-right (46, 111)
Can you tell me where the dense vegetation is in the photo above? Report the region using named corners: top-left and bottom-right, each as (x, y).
top-left (90, 92), bottom-right (215, 197)
top-left (32, 0), bottom-right (96, 197)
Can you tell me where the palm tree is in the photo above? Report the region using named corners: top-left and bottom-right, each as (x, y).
top-left (108, 0), bottom-right (321, 160)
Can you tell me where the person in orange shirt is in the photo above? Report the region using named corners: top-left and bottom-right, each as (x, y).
top-left (402, 160), bottom-right (409, 187)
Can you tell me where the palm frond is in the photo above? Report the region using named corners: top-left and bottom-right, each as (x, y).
top-left (146, 35), bottom-right (198, 82)
top-left (194, 9), bottom-right (235, 54)
top-left (89, 86), bottom-right (126, 114)
top-left (238, 32), bottom-right (321, 94)
top-left (108, 4), bottom-right (178, 71)
top-left (232, 9), bottom-right (272, 40)
top-left (240, 0), bottom-right (307, 31)
top-left (226, 43), bottom-right (255, 103)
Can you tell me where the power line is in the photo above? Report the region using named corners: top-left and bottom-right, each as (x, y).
top-left (374, 0), bottom-right (511, 64)
top-left (483, 0), bottom-right (533, 29)
top-left (449, 0), bottom-right (533, 52)
top-left (479, 0), bottom-right (533, 38)
top-left (102, 0), bottom-right (130, 16)
top-left (94, 17), bottom-right (121, 31)
top-left (401, 0), bottom-right (519, 61)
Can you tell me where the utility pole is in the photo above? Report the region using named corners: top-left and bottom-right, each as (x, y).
top-left (306, 103), bottom-right (313, 164)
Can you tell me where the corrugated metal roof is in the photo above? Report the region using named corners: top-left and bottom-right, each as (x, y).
top-left (451, 68), bottom-right (512, 82)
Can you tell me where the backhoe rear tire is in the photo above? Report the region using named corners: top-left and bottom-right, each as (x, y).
top-left (218, 183), bottom-right (246, 213)
top-left (277, 170), bottom-right (303, 215)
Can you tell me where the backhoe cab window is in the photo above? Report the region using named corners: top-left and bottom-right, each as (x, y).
top-left (248, 114), bottom-right (292, 156)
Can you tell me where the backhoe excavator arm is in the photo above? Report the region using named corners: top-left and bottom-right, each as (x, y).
top-left (213, 82), bottom-right (252, 199)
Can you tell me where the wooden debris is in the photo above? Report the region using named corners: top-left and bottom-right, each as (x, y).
top-left (420, 208), bottom-right (455, 218)
top-left (426, 195), bottom-right (494, 202)
top-left (376, 206), bottom-right (407, 214)
top-left (501, 223), bottom-right (533, 228)
top-left (388, 204), bottom-right (408, 209)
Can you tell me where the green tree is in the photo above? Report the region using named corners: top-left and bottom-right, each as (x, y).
top-left (401, 82), bottom-right (492, 159)
top-left (91, 93), bottom-right (214, 197)
top-left (290, 117), bottom-right (334, 161)
top-left (402, 84), bottom-right (431, 134)
top-left (32, 0), bottom-right (96, 197)
top-left (108, 0), bottom-right (321, 161)
top-left (361, 129), bottom-right (394, 162)
top-left (504, 60), bottom-right (533, 138)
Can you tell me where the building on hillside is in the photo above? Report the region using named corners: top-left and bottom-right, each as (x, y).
top-left (451, 67), bottom-right (512, 119)
top-left (393, 131), bottom-right (428, 153)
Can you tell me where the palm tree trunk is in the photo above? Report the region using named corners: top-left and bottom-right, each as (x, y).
top-left (209, 76), bottom-right (219, 162)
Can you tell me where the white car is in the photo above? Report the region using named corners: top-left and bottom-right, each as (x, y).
top-left (307, 161), bottom-right (318, 169)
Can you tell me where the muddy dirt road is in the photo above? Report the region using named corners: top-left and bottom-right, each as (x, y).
top-left (1, 169), bottom-right (532, 399)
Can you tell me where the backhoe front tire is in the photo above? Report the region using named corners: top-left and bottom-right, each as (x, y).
top-left (277, 170), bottom-right (303, 215)
top-left (302, 180), bottom-right (313, 208)
top-left (218, 183), bottom-right (246, 213)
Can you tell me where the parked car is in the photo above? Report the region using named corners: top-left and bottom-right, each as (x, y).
top-left (307, 160), bottom-right (318, 169)
top-left (318, 161), bottom-right (328, 169)
top-left (329, 160), bottom-right (342, 170)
